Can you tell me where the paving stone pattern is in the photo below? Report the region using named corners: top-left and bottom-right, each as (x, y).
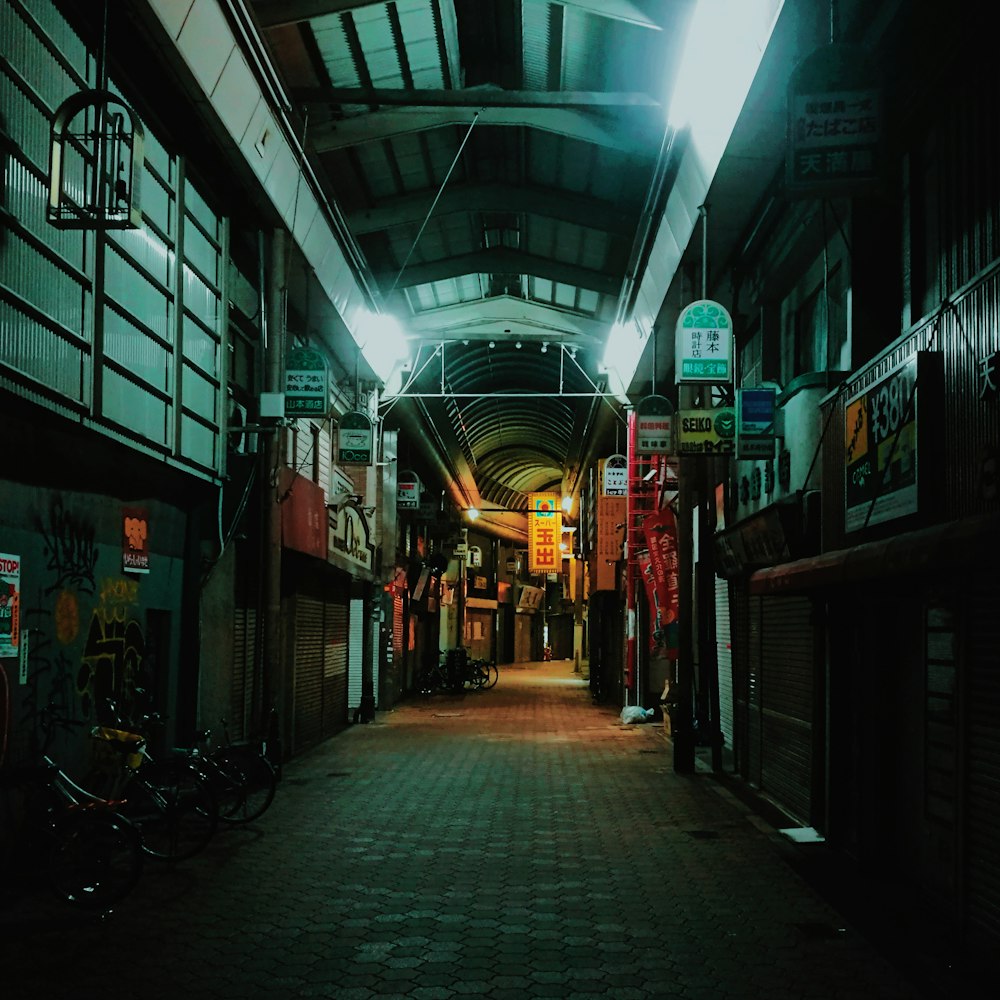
top-left (0, 663), bottom-right (944, 998)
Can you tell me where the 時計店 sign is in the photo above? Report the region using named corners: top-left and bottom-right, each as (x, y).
top-left (675, 300), bottom-right (734, 383)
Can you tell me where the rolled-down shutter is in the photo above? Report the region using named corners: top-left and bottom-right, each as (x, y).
top-left (347, 598), bottom-right (365, 718)
top-left (323, 600), bottom-right (348, 738)
top-left (966, 583), bottom-right (1000, 947)
top-left (715, 577), bottom-right (734, 749)
top-left (759, 594), bottom-right (815, 824)
top-left (293, 594), bottom-right (325, 754)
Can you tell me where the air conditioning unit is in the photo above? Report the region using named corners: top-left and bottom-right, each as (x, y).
top-left (230, 401), bottom-right (258, 455)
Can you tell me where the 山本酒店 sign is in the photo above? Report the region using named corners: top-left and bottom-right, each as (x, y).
top-left (285, 347), bottom-right (330, 417)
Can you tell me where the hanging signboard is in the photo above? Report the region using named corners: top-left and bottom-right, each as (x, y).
top-left (676, 408), bottom-right (736, 455)
top-left (527, 492), bottom-right (561, 574)
top-left (601, 454), bottom-right (628, 496)
top-left (338, 410), bottom-right (374, 464)
top-left (635, 395), bottom-right (674, 455)
top-left (285, 347), bottom-right (330, 417)
top-left (0, 552), bottom-right (20, 659)
top-left (397, 470), bottom-right (422, 510)
top-left (787, 44), bottom-right (882, 199)
top-left (736, 387), bottom-right (778, 459)
top-left (845, 355), bottom-right (918, 532)
top-left (675, 300), bottom-right (734, 383)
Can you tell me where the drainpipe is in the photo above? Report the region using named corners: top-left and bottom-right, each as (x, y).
top-left (261, 229), bottom-right (287, 745)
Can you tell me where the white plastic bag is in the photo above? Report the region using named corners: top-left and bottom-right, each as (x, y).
top-left (620, 705), bottom-right (655, 724)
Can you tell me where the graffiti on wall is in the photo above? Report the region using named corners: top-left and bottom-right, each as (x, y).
top-left (38, 497), bottom-right (98, 595)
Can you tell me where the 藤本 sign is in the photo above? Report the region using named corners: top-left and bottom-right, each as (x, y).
top-left (675, 300), bottom-right (734, 383)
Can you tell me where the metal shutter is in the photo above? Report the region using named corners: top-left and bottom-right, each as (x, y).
top-left (715, 576), bottom-right (734, 750)
top-left (323, 600), bottom-right (348, 738)
top-left (347, 597), bottom-right (365, 717)
top-left (292, 593), bottom-right (325, 753)
top-left (760, 594), bottom-right (815, 824)
top-left (966, 582), bottom-right (1000, 946)
top-left (231, 606), bottom-right (257, 740)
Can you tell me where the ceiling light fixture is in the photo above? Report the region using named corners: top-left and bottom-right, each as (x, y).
top-left (541, 342), bottom-right (548, 353)
top-left (488, 340), bottom-right (496, 349)
top-left (515, 341), bottom-right (522, 349)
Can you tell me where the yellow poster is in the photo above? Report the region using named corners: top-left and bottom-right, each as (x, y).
top-left (528, 492), bottom-right (561, 574)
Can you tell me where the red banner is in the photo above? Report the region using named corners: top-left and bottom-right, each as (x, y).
top-left (641, 507), bottom-right (679, 659)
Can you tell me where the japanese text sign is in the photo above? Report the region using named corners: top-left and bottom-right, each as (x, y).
top-left (528, 492), bottom-right (562, 574)
top-left (675, 300), bottom-right (734, 383)
top-left (285, 347), bottom-right (330, 417)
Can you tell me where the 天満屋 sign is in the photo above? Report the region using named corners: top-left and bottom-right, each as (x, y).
top-left (338, 411), bottom-right (374, 464)
top-left (787, 43), bottom-right (882, 199)
top-left (635, 395), bottom-right (674, 455)
top-left (675, 300), bottom-right (734, 383)
top-left (285, 347), bottom-right (330, 417)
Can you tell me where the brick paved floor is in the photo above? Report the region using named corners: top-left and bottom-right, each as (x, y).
top-left (0, 662), bottom-right (979, 998)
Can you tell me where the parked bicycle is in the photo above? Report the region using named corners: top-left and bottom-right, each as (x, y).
top-left (88, 709), bottom-right (219, 863)
top-left (0, 700), bottom-right (144, 910)
top-left (416, 648), bottom-right (499, 694)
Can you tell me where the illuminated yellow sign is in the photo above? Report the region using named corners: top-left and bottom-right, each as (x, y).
top-left (528, 492), bottom-right (561, 574)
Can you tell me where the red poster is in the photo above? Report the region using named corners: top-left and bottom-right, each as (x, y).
top-left (641, 507), bottom-right (679, 658)
top-left (122, 507), bottom-right (150, 574)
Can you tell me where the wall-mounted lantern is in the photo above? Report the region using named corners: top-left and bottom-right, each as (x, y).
top-left (48, 89), bottom-right (143, 230)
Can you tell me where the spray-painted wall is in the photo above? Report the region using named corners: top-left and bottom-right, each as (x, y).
top-left (1, 481), bottom-right (187, 771)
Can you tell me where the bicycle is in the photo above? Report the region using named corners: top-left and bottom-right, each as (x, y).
top-left (0, 701), bottom-right (144, 910)
top-left (88, 712), bottom-right (219, 863)
top-left (465, 657), bottom-right (499, 690)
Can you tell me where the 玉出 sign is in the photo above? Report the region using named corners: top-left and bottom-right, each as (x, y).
top-left (675, 300), bottom-right (734, 383)
top-left (736, 387), bottom-right (777, 459)
top-left (338, 411), bottom-right (374, 464)
top-left (845, 356), bottom-right (918, 532)
top-left (0, 553), bottom-right (20, 659)
top-left (285, 347), bottom-right (330, 416)
top-left (528, 492), bottom-right (561, 574)
top-left (676, 408), bottom-right (736, 455)
top-left (635, 395), bottom-right (674, 455)
top-left (787, 44), bottom-right (881, 198)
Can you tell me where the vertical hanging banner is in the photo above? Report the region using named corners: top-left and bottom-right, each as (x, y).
top-left (635, 395), bottom-right (675, 455)
top-left (528, 492), bottom-right (561, 574)
top-left (0, 553), bottom-right (20, 658)
top-left (675, 300), bottom-right (734, 383)
top-left (285, 347), bottom-right (330, 417)
top-left (641, 508), bottom-right (679, 659)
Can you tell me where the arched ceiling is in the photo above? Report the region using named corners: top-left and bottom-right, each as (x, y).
top-left (253, 0), bottom-right (693, 518)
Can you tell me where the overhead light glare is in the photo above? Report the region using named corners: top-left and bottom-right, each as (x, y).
top-left (356, 310), bottom-right (410, 383)
top-left (466, 508), bottom-right (481, 521)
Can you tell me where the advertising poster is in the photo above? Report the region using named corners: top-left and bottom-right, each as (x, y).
top-left (845, 357), bottom-right (918, 531)
top-left (641, 508), bottom-right (680, 659)
top-left (122, 508), bottom-right (150, 574)
top-left (0, 553), bottom-right (21, 658)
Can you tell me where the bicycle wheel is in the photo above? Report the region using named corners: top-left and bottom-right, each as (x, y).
top-left (48, 808), bottom-right (144, 908)
top-left (213, 746), bottom-right (276, 823)
top-left (123, 760), bottom-right (218, 861)
top-left (483, 663), bottom-right (499, 689)
top-left (196, 753), bottom-right (248, 826)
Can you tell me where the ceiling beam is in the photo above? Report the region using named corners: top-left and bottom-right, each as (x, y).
top-left (554, 0), bottom-right (663, 30)
top-left (406, 296), bottom-right (606, 343)
top-left (380, 248), bottom-right (621, 295)
top-left (348, 181), bottom-right (633, 237)
top-left (293, 86), bottom-right (660, 110)
top-left (252, 0), bottom-right (383, 28)
top-left (310, 106), bottom-right (654, 154)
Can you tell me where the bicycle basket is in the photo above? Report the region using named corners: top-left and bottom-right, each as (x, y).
top-left (91, 726), bottom-right (146, 769)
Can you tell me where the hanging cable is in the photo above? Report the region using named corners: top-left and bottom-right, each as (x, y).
top-left (389, 110), bottom-right (482, 295)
